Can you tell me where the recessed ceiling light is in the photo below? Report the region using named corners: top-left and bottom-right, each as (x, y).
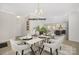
top-left (16, 16), bottom-right (20, 18)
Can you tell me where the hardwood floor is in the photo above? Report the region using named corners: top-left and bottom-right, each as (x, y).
top-left (0, 40), bottom-right (79, 55)
top-left (63, 40), bottom-right (79, 55)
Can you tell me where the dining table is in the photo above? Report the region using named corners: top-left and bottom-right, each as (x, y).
top-left (19, 36), bottom-right (45, 55)
top-left (38, 35), bottom-right (51, 43)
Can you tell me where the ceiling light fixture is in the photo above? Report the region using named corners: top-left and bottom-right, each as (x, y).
top-left (16, 16), bottom-right (20, 18)
top-left (29, 3), bottom-right (46, 20)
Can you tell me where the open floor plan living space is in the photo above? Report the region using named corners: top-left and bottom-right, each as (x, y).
top-left (0, 3), bottom-right (79, 55)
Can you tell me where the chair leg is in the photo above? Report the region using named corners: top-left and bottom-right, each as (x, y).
top-left (40, 45), bottom-right (44, 55)
top-left (50, 48), bottom-right (53, 55)
top-left (16, 51), bottom-right (18, 55)
top-left (22, 50), bottom-right (24, 55)
top-left (56, 49), bottom-right (58, 55)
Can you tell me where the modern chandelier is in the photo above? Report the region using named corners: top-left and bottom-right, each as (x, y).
top-left (28, 3), bottom-right (46, 20)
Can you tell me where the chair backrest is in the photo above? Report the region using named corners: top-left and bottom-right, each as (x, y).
top-left (10, 39), bottom-right (19, 51)
top-left (55, 35), bottom-right (65, 48)
top-left (58, 35), bottom-right (65, 43)
top-left (45, 35), bottom-right (65, 49)
top-left (53, 40), bottom-right (61, 49)
top-left (44, 41), bottom-right (61, 52)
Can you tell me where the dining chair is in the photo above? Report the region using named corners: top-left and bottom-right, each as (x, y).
top-left (49, 35), bottom-right (65, 49)
top-left (10, 39), bottom-right (31, 55)
top-left (40, 35), bottom-right (65, 55)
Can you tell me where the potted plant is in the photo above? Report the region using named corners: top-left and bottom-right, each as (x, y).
top-left (36, 26), bottom-right (47, 35)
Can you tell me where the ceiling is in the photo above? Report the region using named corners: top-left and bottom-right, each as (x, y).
top-left (0, 3), bottom-right (79, 17)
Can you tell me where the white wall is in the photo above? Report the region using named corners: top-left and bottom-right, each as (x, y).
top-left (0, 11), bottom-right (22, 43)
top-left (69, 11), bottom-right (79, 42)
top-left (0, 3), bottom-right (79, 43)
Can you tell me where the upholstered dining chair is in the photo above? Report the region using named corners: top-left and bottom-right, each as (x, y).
top-left (10, 39), bottom-right (31, 55)
top-left (49, 35), bottom-right (65, 43)
top-left (49, 35), bottom-right (65, 48)
top-left (40, 35), bottom-right (65, 55)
